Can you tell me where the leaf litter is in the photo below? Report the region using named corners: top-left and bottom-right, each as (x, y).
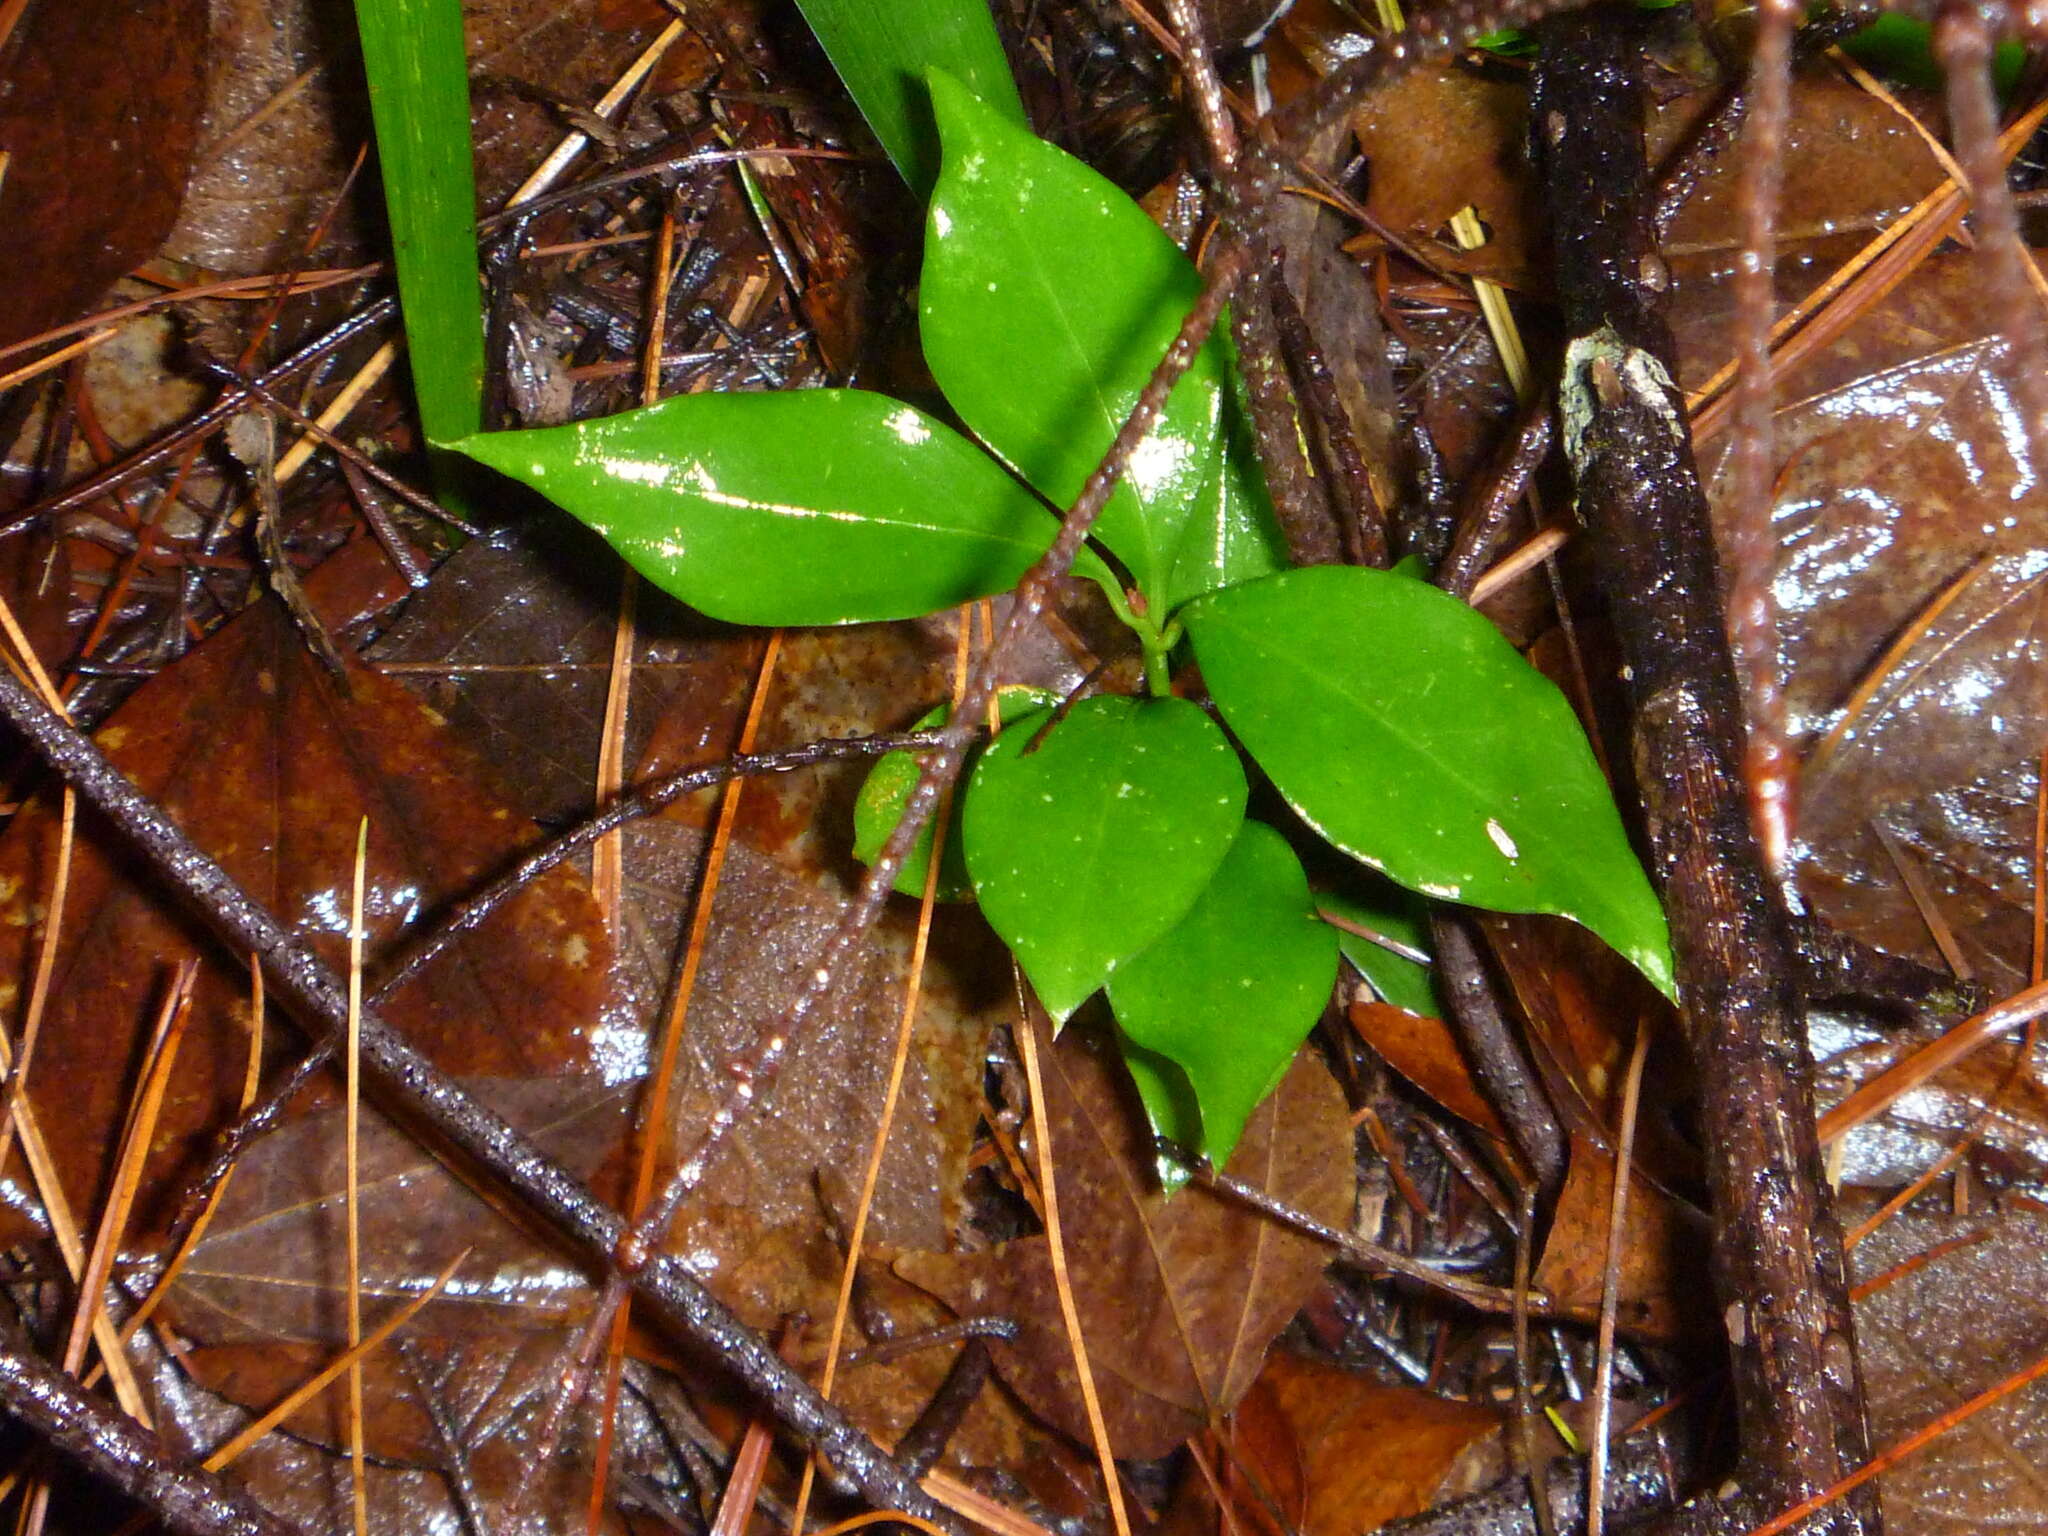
top-left (6, 7), bottom-right (2048, 1536)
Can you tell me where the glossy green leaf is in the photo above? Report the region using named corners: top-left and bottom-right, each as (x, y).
top-left (353, 0), bottom-right (485, 447)
top-left (792, 0), bottom-right (1025, 195)
top-left (1115, 1030), bottom-right (1202, 1189)
top-left (853, 685), bottom-right (1057, 899)
top-left (963, 694), bottom-right (1246, 1023)
top-left (1185, 567), bottom-right (1675, 997)
top-left (450, 391), bottom-right (1109, 627)
top-left (1317, 882), bottom-right (1438, 1019)
top-left (921, 73), bottom-right (1277, 612)
top-left (1108, 821), bottom-right (1338, 1173)
top-left (1164, 360), bottom-right (1288, 613)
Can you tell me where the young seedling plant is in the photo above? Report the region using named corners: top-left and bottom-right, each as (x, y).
top-left (434, 65), bottom-right (1674, 1180)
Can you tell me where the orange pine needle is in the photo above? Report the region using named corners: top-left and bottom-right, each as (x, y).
top-left (203, 1252), bottom-right (469, 1471)
top-left (709, 1410), bottom-right (778, 1536)
top-left (592, 567), bottom-right (638, 927)
top-left (1806, 555), bottom-right (1997, 782)
top-left (2033, 744), bottom-right (2047, 987)
top-left (1690, 95), bottom-right (2048, 439)
top-left (1016, 1006), bottom-right (1134, 1536)
top-left (586, 630), bottom-right (784, 1528)
top-left (118, 958), bottom-right (269, 1343)
top-left (790, 611), bottom-right (974, 1536)
top-left (1467, 525), bottom-right (1570, 607)
top-left (920, 1468), bottom-right (1060, 1536)
top-left (345, 817), bottom-right (369, 1536)
top-left (23, 964), bottom-right (195, 1536)
top-left (807, 1513), bottom-right (953, 1536)
top-left (61, 963), bottom-right (196, 1378)
top-left (1588, 1021), bottom-right (1652, 1536)
top-left (1871, 825), bottom-right (1970, 981)
top-left (1848, 1227), bottom-right (1991, 1303)
top-left (1738, 1341), bottom-right (2048, 1536)
top-left (0, 329), bottom-right (119, 395)
top-left (1819, 977), bottom-right (2048, 1144)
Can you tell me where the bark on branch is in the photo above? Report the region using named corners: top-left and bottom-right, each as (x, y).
top-left (1532, 12), bottom-right (1876, 1534)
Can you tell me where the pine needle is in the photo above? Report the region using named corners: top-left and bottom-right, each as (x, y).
top-left (1015, 1007), bottom-right (1132, 1536)
top-left (345, 816), bottom-right (369, 1536)
top-left (790, 610), bottom-right (973, 1536)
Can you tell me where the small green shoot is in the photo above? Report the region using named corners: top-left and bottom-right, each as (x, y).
top-left (351, 0), bottom-right (486, 447)
top-left (358, 0), bottom-right (1673, 1179)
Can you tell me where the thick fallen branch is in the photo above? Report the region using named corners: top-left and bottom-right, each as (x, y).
top-left (1533, 13), bottom-right (1875, 1534)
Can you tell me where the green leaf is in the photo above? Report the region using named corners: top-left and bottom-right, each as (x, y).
top-left (1115, 1031), bottom-right (1202, 1189)
top-left (921, 73), bottom-right (1277, 613)
top-left (1164, 358), bottom-right (1288, 614)
top-left (1185, 567), bottom-right (1674, 997)
top-left (963, 694), bottom-right (1246, 1023)
top-left (353, 0), bottom-right (485, 447)
top-left (1317, 882), bottom-right (1438, 1019)
top-left (792, 0), bottom-right (1025, 195)
top-left (853, 686), bottom-right (1058, 899)
top-left (1108, 821), bottom-right (1338, 1174)
top-left (1842, 15), bottom-right (2023, 97)
top-left (450, 390), bottom-right (1109, 626)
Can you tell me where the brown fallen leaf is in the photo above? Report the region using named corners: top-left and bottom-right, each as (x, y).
top-left (1686, 253), bottom-right (2048, 992)
top-left (0, 539), bottom-right (613, 1253)
top-left (1348, 998), bottom-right (1511, 1144)
top-left (1223, 1351), bottom-right (1503, 1536)
top-left (0, 0), bottom-right (209, 348)
top-left (1344, 63), bottom-right (1535, 287)
top-left (167, 1076), bottom-right (633, 1461)
top-left (1532, 1133), bottom-right (1707, 1344)
top-left (897, 1018), bottom-right (1356, 1459)
top-left (1480, 913), bottom-right (1694, 1186)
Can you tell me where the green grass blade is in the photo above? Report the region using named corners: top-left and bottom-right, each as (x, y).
top-left (792, 0), bottom-right (1024, 194)
top-left (353, 0), bottom-right (485, 446)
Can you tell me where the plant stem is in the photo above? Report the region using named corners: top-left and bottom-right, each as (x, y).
top-left (352, 0), bottom-right (486, 448)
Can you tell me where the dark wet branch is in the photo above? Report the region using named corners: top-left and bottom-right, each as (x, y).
top-left (1378, 1420), bottom-right (1693, 1536)
top-left (1436, 398), bottom-right (1553, 601)
top-left (1265, 252), bottom-right (1388, 567)
top-left (1533, 13), bottom-right (1875, 1534)
top-left (1428, 913), bottom-right (1566, 1195)
top-left (0, 1311), bottom-right (301, 1536)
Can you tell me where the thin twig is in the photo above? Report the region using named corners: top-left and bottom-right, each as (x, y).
top-left (1587, 1022), bottom-right (1651, 1536)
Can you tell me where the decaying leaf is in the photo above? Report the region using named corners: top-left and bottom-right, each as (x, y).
top-left (1348, 998), bottom-right (1511, 1143)
top-left (0, 0), bottom-right (208, 348)
top-left (167, 1077), bottom-right (631, 1460)
top-left (897, 1018), bottom-right (1355, 1458)
top-left (1850, 1200), bottom-right (2048, 1536)
top-left (1690, 254), bottom-right (2048, 991)
top-left (1211, 1351), bottom-right (1503, 1536)
top-left (1481, 913), bottom-right (1694, 1187)
top-left (1532, 1133), bottom-right (1707, 1344)
top-left (0, 541), bottom-right (613, 1253)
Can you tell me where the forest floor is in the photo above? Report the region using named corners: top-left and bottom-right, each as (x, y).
top-left (0, 3), bottom-right (2045, 1535)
